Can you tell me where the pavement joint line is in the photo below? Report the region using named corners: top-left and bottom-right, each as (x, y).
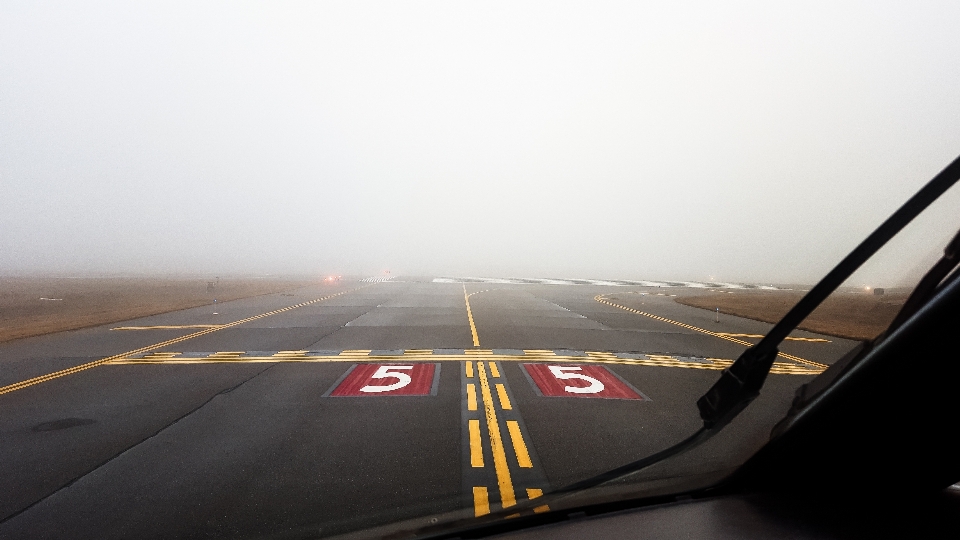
top-left (0, 285), bottom-right (374, 396)
top-left (595, 295), bottom-right (829, 370)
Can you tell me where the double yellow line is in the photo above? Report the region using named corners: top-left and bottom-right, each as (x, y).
top-left (0, 286), bottom-right (371, 396)
top-left (466, 359), bottom-right (547, 517)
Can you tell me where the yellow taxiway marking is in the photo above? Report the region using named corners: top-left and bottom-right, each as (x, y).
top-left (463, 284), bottom-right (481, 348)
top-left (111, 325), bottom-right (224, 331)
top-left (0, 285), bottom-right (374, 396)
top-left (595, 295), bottom-right (829, 370)
top-left (340, 349), bottom-right (373, 356)
top-left (469, 419), bottom-right (484, 467)
top-left (506, 420), bottom-right (532, 468)
top-left (477, 361), bottom-right (516, 508)
top-left (208, 351), bottom-right (245, 359)
top-left (716, 333), bottom-right (830, 343)
top-left (525, 488), bottom-right (550, 513)
top-left (272, 350), bottom-right (308, 358)
top-left (467, 383), bottom-right (478, 411)
top-left (488, 362), bottom-right (500, 378)
top-left (495, 383), bottom-right (512, 410)
top-left (473, 487), bottom-right (490, 517)
top-left (108, 351), bottom-right (823, 375)
top-left (141, 352), bottom-right (181, 358)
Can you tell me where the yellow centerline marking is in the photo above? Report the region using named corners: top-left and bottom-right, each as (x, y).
top-left (473, 487), bottom-right (490, 517)
top-left (0, 285), bottom-right (372, 396)
top-left (716, 333), bottom-right (830, 343)
top-left (506, 420), bottom-right (532, 468)
top-left (111, 325), bottom-right (224, 331)
top-left (272, 350), bottom-right (308, 358)
top-left (477, 361), bottom-right (516, 508)
top-left (469, 419), bottom-right (484, 467)
top-left (495, 383), bottom-right (512, 410)
top-left (525, 488), bottom-right (550, 513)
top-left (463, 284), bottom-right (481, 348)
top-left (595, 295), bottom-right (829, 370)
top-left (467, 383), bottom-right (478, 411)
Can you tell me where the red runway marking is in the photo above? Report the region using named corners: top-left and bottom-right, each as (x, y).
top-left (522, 363), bottom-right (646, 400)
top-left (328, 363), bottom-right (438, 396)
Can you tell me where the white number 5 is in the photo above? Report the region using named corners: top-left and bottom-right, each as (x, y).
top-left (548, 366), bottom-right (604, 394)
top-left (360, 365), bottom-right (413, 392)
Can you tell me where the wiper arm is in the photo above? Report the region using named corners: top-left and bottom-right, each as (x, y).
top-left (533, 153), bottom-right (960, 508)
top-left (885, 227), bottom-right (960, 335)
top-left (698, 154), bottom-right (960, 429)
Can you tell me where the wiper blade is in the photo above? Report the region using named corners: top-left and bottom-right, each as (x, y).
top-left (519, 153), bottom-right (960, 514)
top-left (885, 227), bottom-right (960, 334)
top-left (698, 153), bottom-right (960, 429)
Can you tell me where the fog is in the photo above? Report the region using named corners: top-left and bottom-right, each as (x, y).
top-left (2, 1), bottom-right (959, 285)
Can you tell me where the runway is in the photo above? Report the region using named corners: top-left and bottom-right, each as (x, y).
top-left (0, 277), bottom-right (856, 539)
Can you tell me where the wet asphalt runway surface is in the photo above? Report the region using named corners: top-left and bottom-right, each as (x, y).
top-left (0, 278), bottom-right (857, 539)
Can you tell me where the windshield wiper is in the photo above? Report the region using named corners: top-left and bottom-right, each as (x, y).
top-left (697, 160), bottom-right (960, 431)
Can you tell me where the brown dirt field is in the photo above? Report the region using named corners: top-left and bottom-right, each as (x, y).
top-left (675, 290), bottom-right (908, 341)
top-left (0, 277), bottom-right (316, 343)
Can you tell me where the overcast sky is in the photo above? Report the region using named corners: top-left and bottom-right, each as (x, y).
top-left (2, 1), bottom-right (959, 285)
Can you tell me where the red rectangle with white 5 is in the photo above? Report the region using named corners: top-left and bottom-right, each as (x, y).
top-left (328, 364), bottom-right (439, 396)
top-left (522, 364), bottom-right (646, 400)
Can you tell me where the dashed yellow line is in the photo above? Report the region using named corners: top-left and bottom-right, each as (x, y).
top-left (465, 360), bottom-right (475, 378)
top-left (506, 420), bottom-right (532, 468)
top-left (473, 487), bottom-right (490, 517)
top-left (495, 384), bottom-right (512, 410)
top-left (469, 419), bottom-right (484, 467)
top-left (526, 488), bottom-right (549, 513)
top-left (467, 383), bottom-right (478, 411)
top-left (463, 284), bottom-right (481, 348)
top-left (595, 295), bottom-right (829, 370)
top-left (477, 361), bottom-right (516, 508)
top-left (0, 285), bottom-right (373, 396)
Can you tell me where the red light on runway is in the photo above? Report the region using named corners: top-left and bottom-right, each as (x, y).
top-left (522, 364), bottom-right (647, 400)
